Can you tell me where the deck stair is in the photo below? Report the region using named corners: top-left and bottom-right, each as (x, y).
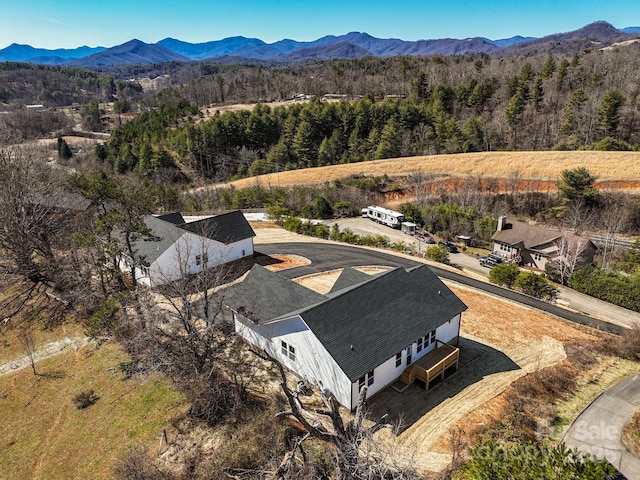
top-left (393, 340), bottom-right (459, 392)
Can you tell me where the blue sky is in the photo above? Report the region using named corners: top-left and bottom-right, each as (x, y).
top-left (3, 0), bottom-right (640, 49)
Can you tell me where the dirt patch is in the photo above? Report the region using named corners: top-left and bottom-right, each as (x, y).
top-left (294, 269), bottom-right (343, 294)
top-left (251, 221), bottom-right (330, 245)
top-left (256, 254), bottom-right (311, 272)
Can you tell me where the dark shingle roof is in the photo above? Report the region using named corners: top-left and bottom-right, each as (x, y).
top-left (179, 210), bottom-right (255, 244)
top-left (135, 215), bottom-right (186, 264)
top-left (156, 212), bottom-right (186, 225)
top-left (328, 267), bottom-right (380, 295)
top-left (303, 266), bottom-right (467, 381)
top-left (131, 211), bottom-right (254, 264)
top-left (229, 264), bottom-right (467, 382)
top-left (226, 265), bottom-right (326, 323)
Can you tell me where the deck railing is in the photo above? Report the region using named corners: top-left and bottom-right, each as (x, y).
top-left (399, 340), bottom-right (459, 391)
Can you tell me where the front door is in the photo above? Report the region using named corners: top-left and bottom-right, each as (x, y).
top-left (406, 345), bottom-right (412, 365)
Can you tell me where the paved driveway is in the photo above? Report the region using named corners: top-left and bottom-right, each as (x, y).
top-left (564, 374), bottom-right (640, 479)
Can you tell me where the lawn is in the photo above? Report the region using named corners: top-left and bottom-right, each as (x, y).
top-left (0, 342), bottom-right (186, 480)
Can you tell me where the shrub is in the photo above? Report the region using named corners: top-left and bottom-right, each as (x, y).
top-left (73, 389), bottom-right (99, 409)
top-left (569, 266), bottom-right (640, 312)
top-left (515, 271), bottom-right (557, 301)
top-left (424, 245), bottom-right (450, 264)
top-left (489, 263), bottom-right (521, 288)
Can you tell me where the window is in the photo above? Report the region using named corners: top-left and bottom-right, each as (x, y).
top-left (533, 252), bottom-right (542, 262)
top-left (416, 335), bottom-right (425, 353)
top-left (406, 345), bottom-right (412, 365)
top-left (395, 352), bottom-right (402, 368)
top-left (281, 340), bottom-right (296, 362)
top-left (195, 253), bottom-right (209, 266)
top-left (358, 370), bottom-right (374, 390)
top-left (429, 329), bottom-right (436, 345)
top-left (141, 266), bottom-right (150, 277)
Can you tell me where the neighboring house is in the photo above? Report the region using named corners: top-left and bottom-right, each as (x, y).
top-left (227, 264), bottom-right (467, 410)
top-left (491, 216), bottom-right (596, 271)
top-left (120, 210), bottom-right (255, 287)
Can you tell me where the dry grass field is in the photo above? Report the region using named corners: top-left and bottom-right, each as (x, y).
top-left (0, 342), bottom-right (186, 480)
top-left (225, 151), bottom-right (640, 192)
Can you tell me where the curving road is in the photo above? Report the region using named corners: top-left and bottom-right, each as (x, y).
top-left (564, 373), bottom-right (640, 479)
top-left (255, 242), bottom-right (625, 335)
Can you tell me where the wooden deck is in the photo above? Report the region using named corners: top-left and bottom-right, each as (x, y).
top-left (393, 340), bottom-right (460, 392)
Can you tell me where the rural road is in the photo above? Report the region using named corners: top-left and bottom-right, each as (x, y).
top-left (564, 373), bottom-right (640, 479)
top-left (255, 242), bottom-right (626, 334)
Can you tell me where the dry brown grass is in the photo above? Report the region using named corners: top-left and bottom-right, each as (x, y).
top-left (622, 409), bottom-right (640, 458)
top-left (225, 151), bottom-right (640, 190)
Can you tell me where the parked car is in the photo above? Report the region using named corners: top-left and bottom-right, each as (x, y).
top-left (438, 240), bottom-right (459, 253)
top-left (479, 254), bottom-right (503, 268)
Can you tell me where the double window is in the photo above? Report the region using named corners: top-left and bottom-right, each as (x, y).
top-left (358, 370), bottom-right (374, 390)
top-left (416, 330), bottom-right (437, 353)
top-left (281, 340), bottom-right (296, 362)
top-left (195, 253), bottom-right (209, 266)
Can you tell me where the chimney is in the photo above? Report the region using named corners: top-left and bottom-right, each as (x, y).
top-left (497, 215), bottom-right (507, 231)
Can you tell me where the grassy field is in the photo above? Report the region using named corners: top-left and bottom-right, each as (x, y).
top-left (224, 151), bottom-right (640, 190)
top-left (0, 342), bottom-right (186, 480)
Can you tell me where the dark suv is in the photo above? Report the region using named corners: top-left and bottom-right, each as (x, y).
top-left (438, 240), bottom-right (459, 253)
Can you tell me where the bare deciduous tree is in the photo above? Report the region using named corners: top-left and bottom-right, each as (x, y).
top-left (19, 327), bottom-right (37, 376)
top-left (257, 354), bottom-right (420, 480)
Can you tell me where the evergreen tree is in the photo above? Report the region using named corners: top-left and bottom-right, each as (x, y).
top-left (57, 137), bottom-right (72, 160)
top-left (598, 90), bottom-right (625, 137)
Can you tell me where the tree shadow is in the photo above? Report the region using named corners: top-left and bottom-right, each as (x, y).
top-left (37, 370), bottom-right (66, 379)
top-left (367, 337), bottom-right (520, 433)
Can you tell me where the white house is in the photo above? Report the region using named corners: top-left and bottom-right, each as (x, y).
top-left (227, 264), bottom-right (467, 410)
top-left (121, 211), bottom-right (255, 287)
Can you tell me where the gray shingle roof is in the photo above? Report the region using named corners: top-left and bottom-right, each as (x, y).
top-left (328, 267), bottom-right (377, 295)
top-left (132, 211), bottom-right (254, 265)
top-left (492, 219), bottom-right (561, 249)
top-left (226, 265), bottom-right (326, 323)
top-left (179, 210), bottom-right (256, 244)
top-left (135, 215), bottom-right (186, 264)
top-left (228, 264), bottom-right (467, 382)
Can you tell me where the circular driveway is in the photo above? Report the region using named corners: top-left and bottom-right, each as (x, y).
top-left (254, 242), bottom-right (624, 334)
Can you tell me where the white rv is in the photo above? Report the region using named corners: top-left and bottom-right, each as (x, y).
top-left (361, 205), bottom-right (406, 229)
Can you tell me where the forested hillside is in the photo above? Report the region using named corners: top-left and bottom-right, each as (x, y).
top-left (95, 47), bottom-right (640, 181)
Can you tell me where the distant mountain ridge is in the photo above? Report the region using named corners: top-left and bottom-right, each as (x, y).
top-left (1, 21), bottom-right (639, 67)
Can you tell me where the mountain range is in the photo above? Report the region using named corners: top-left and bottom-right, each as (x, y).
top-left (1, 21), bottom-right (638, 68)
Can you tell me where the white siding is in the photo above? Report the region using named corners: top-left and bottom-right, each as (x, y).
top-left (148, 233), bottom-right (254, 286)
top-left (236, 311), bottom-right (462, 411)
top-left (348, 314), bottom-right (462, 409)
top-left (234, 313), bottom-right (352, 408)
top-left (436, 313), bottom-right (461, 344)
top-left (350, 355), bottom-right (403, 410)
